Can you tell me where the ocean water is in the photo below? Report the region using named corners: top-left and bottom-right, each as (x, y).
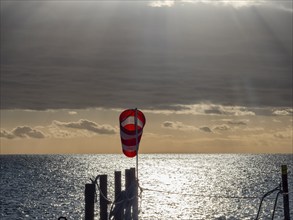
top-left (0, 154), bottom-right (292, 220)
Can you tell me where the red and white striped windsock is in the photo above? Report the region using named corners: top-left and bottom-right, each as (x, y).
top-left (119, 109), bottom-right (146, 157)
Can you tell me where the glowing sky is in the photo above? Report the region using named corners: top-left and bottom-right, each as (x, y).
top-left (1, 1), bottom-right (292, 154)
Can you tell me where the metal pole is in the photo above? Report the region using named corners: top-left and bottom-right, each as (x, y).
top-left (135, 108), bottom-right (139, 180)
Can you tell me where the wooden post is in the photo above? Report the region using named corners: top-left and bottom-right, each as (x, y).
top-left (99, 175), bottom-right (108, 220)
top-left (130, 168), bottom-right (138, 220)
top-left (114, 171), bottom-right (123, 220)
top-left (85, 183), bottom-right (95, 220)
top-left (125, 169), bottom-right (131, 188)
top-left (281, 165), bottom-right (290, 220)
top-left (125, 169), bottom-right (131, 219)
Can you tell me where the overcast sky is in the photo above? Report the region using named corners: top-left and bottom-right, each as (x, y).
top-left (1, 0), bottom-right (292, 110)
top-left (1, 1), bottom-right (292, 154)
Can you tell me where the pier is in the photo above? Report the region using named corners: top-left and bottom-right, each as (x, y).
top-left (85, 168), bottom-right (139, 220)
top-left (81, 165), bottom-right (290, 220)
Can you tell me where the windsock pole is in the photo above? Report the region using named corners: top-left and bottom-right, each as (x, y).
top-left (135, 108), bottom-right (139, 179)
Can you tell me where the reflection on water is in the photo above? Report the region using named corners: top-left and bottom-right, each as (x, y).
top-left (139, 154), bottom-right (292, 219)
top-left (0, 154), bottom-right (292, 219)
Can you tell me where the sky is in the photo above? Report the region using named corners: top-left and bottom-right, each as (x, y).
top-left (0, 0), bottom-right (292, 154)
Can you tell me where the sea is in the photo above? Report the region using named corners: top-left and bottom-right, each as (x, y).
top-left (0, 154), bottom-right (292, 220)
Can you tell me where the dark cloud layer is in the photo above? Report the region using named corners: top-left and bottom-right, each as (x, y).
top-left (1, 2), bottom-right (292, 110)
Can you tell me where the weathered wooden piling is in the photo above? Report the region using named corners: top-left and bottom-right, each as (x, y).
top-left (114, 171), bottom-right (123, 220)
top-left (85, 183), bottom-right (96, 220)
top-left (130, 168), bottom-right (138, 220)
top-left (281, 165), bottom-right (290, 220)
top-left (85, 168), bottom-right (138, 220)
top-left (125, 169), bottom-right (132, 219)
top-left (99, 174), bottom-right (108, 220)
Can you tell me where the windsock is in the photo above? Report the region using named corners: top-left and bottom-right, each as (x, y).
top-left (119, 109), bottom-right (146, 157)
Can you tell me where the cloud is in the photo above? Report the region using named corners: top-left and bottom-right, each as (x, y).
top-left (179, 0), bottom-right (264, 9)
top-left (149, 1), bottom-right (174, 7)
top-left (140, 105), bottom-right (288, 117)
top-left (167, 104), bottom-right (256, 116)
top-left (199, 126), bottom-right (212, 133)
top-left (199, 124), bottom-right (236, 133)
top-left (199, 0), bottom-right (293, 11)
top-left (12, 126), bottom-right (46, 138)
top-left (162, 121), bottom-right (175, 128)
top-left (68, 111), bottom-right (77, 115)
top-left (1, 126), bottom-right (46, 139)
top-left (199, 120), bottom-right (253, 133)
top-left (272, 108), bottom-right (293, 116)
top-left (48, 125), bottom-right (77, 138)
top-left (0, 130), bottom-right (15, 139)
top-left (243, 127), bottom-right (265, 132)
top-left (161, 119), bottom-right (250, 133)
top-left (274, 129), bottom-right (292, 139)
top-left (162, 121), bottom-right (197, 131)
top-left (53, 119), bottom-right (117, 135)
top-left (213, 124), bottom-right (230, 132)
top-left (273, 125), bottom-right (293, 139)
top-left (149, 0), bottom-right (293, 12)
top-left (221, 119), bottom-right (248, 126)
top-left (1, 119), bottom-right (117, 139)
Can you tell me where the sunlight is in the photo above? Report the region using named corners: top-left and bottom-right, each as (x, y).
top-left (149, 1), bottom-right (175, 7)
top-left (149, 0), bottom-right (265, 8)
top-left (207, 0), bottom-right (264, 8)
